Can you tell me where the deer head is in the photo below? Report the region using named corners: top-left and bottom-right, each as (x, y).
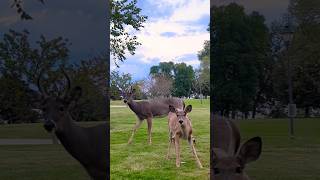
top-left (37, 69), bottom-right (82, 132)
top-left (122, 86), bottom-right (135, 104)
top-left (169, 105), bottom-right (192, 125)
top-left (211, 137), bottom-right (262, 180)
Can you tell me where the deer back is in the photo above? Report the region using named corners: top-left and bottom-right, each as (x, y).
top-left (150, 97), bottom-right (184, 117)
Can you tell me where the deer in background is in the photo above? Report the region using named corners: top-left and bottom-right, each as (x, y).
top-left (166, 105), bottom-right (203, 168)
top-left (38, 70), bottom-right (107, 180)
top-left (122, 87), bottom-right (184, 144)
top-left (211, 115), bottom-right (262, 180)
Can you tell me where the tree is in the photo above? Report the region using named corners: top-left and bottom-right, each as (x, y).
top-left (110, 0), bottom-right (147, 66)
top-left (173, 63), bottom-right (195, 97)
top-left (110, 70), bottom-right (132, 100)
top-left (144, 74), bottom-right (173, 98)
top-left (150, 62), bottom-right (175, 78)
top-left (196, 41), bottom-right (210, 98)
top-left (0, 29), bottom-right (69, 84)
top-left (0, 30), bottom-right (70, 123)
top-left (10, 0), bottom-right (44, 20)
top-left (211, 3), bottom-right (269, 118)
top-left (69, 56), bottom-right (108, 121)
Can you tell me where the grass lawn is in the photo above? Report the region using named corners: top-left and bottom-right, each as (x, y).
top-left (110, 99), bottom-right (210, 180)
top-left (0, 121), bottom-right (105, 179)
top-left (236, 118), bottom-right (320, 180)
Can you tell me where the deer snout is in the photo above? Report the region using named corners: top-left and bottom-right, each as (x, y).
top-left (123, 99), bottom-right (127, 103)
top-left (43, 120), bottom-right (55, 132)
top-left (179, 120), bottom-right (183, 124)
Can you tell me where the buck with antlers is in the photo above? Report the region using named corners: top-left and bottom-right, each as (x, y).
top-left (37, 70), bottom-right (107, 180)
top-left (122, 87), bottom-right (185, 144)
top-left (211, 115), bottom-right (262, 180)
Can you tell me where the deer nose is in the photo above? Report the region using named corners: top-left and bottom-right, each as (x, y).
top-left (43, 123), bottom-right (54, 132)
top-left (43, 120), bottom-right (55, 132)
top-left (123, 99), bottom-right (127, 103)
top-left (179, 120), bottom-right (183, 124)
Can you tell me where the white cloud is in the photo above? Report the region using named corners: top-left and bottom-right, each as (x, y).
top-left (170, 0), bottom-right (209, 22)
top-left (132, 0), bottom-right (209, 64)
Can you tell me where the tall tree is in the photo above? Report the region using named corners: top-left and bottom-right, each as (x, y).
top-left (110, 0), bottom-right (147, 66)
top-left (211, 3), bottom-right (269, 118)
top-left (173, 63), bottom-right (195, 97)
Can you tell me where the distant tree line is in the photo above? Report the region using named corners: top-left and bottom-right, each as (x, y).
top-left (211, 1), bottom-right (320, 118)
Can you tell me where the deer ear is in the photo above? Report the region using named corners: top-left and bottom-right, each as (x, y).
top-left (212, 148), bottom-right (227, 165)
top-left (236, 137), bottom-right (262, 165)
top-left (169, 105), bottom-right (176, 113)
top-left (185, 105), bottom-right (192, 113)
top-left (68, 86), bottom-right (82, 103)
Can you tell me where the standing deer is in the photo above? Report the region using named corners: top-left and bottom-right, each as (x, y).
top-left (122, 87), bottom-right (184, 144)
top-left (166, 105), bottom-right (203, 168)
top-left (38, 70), bottom-right (107, 180)
top-left (211, 115), bottom-right (262, 180)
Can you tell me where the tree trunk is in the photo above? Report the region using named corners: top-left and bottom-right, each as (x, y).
top-left (304, 107), bottom-right (310, 118)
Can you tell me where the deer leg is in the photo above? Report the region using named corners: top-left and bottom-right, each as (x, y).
top-left (188, 138), bottom-right (203, 168)
top-left (146, 117), bottom-right (152, 145)
top-left (175, 136), bottom-right (180, 167)
top-left (128, 119), bottom-right (143, 144)
top-left (166, 134), bottom-right (173, 159)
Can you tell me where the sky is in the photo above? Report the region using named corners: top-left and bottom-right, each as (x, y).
top-left (111, 0), bottom-right (210, 81)
top-left (0, 0), bottom-right (289, 82)
top-left (0, 0), bottom-right (107, 62)
top-left (113, 0), bottom-right (290, 81)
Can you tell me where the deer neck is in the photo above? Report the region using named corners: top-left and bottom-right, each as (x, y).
top-left (54, 113), bottom-right (85, 156)
top-left (127, 100), bottom-right (140, 114)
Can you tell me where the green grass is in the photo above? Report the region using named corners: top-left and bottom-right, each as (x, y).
top-left (0, 121), bottom-right (104, 139)
top-left (0, 121), bottom-right (104, 179)
top-left (237, 118), bottom-right (320, 179)
top-left (110, 99), bottom-right (210, 180)
top-left (0, 145), bottom-right (89, 180)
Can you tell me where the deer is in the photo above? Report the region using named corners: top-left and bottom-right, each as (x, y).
top-left (211, 115), bottom-right (262, 180)
top-left (122, 87), bottom-right (184, 145)
top-left (166, 104), bottom-right (203, 168)
top-left (37, 70), bottom-right (108, 180)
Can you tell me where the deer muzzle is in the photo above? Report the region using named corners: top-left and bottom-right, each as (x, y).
top-left (43, 120), bottom-right (55, 132)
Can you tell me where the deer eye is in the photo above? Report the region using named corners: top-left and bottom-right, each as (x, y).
top-left (236, 167), bottom-right (242, 174)
top-left (213, 168), bottom-right (220, 174)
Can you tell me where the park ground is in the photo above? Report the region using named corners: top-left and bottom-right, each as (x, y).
top-left (110, 99), bottom-right (211, 180)
top-left (0, 121), bottom-right (102, 180)
top-left (0, 101), bottom-right (319, 179)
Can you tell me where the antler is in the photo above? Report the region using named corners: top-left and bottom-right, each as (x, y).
top-left (37, 69), bottom-right (48, 97)
top-left (61, 68), bottom-right (71, 98)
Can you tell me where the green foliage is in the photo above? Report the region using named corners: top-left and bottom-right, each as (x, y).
top-left (110, 70), bottom-right (133, 100)
top-left (0, 29), bottom-right (69, 84)
top-left (70, 57), bottom-right (108, 121)
top-left (195, 41), bottom-right (210, 97)
top-left (0, 76), bottom-right (38, 123)
top-left (11, 0), bottom-right (45, 20)
top-left (273, 1), bottom-right (320, 116)
top-left (110, 0), bottom-right (147, 65)
top-left (149, 61), bottom-right (195, 97)
top-left (150, 62), bottom-right (175, 78)
top-left (211, 3), bottom-right (269, 116)
top-left (173, 63), bottom-right (195, 97)
top-left (0, 30), bottom-right (70, 123)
